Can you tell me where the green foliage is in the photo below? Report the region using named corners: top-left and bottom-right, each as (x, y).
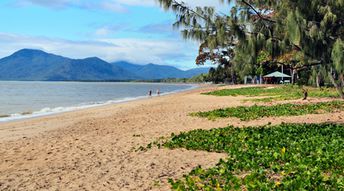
top-left (204, 86), bottom-right (285, 97)
top-left (135, 75), bottom-right (209, 83)
top-left (164, 123), bottom-right (344, 190)
top-left (286, 11), bottom-right (302, 46)
top-left (157, 0), bottom-right (344, 95)
top-left (203, 86), bottom-right (339, 101)
top-left (192, 101), bottom-right (344, 121)
top-left (186, 73), bottom-right (209, 83)
top-left (332, 39), bottom-right (344, 74)
top-left (207, 66), bottom-right (238, 84)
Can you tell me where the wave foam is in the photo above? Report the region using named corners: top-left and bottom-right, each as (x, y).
top-left (0, 85), bottom-right (197, 123)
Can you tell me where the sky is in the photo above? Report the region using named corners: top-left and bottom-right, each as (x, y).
top-left (0, 0), bottom-right (227, 70)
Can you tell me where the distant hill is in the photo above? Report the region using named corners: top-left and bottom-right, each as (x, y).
top-left (183, 67), bottom-right (211, 77)
top-left (0, 49), bottom-right (209, 81)
top-left (112, 61), bottom-right (210, 80)
top-left (0, 49), bottom-right (137, 81)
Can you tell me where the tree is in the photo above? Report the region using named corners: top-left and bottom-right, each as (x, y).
top-left (158, 0), bottom-right (344, 97)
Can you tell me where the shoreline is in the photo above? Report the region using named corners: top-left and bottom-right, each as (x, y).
top-left (1, 84), bottom-right (343, 190)
top-left (0, 83), bottom-right (199, 123)
top-left (0, 84), bottom-right (230, 190)
top-left (0, 84), bottom-right (214, 142)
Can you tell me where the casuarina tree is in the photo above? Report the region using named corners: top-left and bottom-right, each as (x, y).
top-left (158, 0), bottom-right (344, 97)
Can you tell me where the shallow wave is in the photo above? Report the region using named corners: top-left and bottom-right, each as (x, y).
top-left (0, 85), bottom-right (197, 123)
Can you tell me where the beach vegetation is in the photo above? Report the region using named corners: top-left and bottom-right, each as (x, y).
top-left (163, 123), bottom-right (344, 190)
top-left (154, 1), bottom-right (344, 190)
top-left (191, 101), bottom-right (344, 121)
top-left (203, 86), bottom-right (339, 101)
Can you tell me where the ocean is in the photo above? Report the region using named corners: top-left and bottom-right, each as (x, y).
top-left (0, 81), bottom-right (195, 122)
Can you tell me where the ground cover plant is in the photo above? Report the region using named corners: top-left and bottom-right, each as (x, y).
top-left (192, 101), bottom-right (344, 121)
top-left (163, 123), bottom-right (344, 190)
top-left (203, 86), bottom-right (339, 102)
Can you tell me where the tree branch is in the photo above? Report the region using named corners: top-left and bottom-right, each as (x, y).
top-left (170, 0), bottom-right (209, 21)
top-left (241, 0), bottom-right (276, 23)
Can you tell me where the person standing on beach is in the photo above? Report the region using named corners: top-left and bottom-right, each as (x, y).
top-left (148, 90), bottom-right (152, 96)
top-left (156, 89), bottom-right (160, 96)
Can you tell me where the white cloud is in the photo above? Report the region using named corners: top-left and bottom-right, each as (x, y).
top-left (96, 1), bottom-right (127, 13)
top-left (95, 27), bottom-right (111, 36)
top-left (14, 0), bottom-right (127, 12)
top-left (14, 0), bottom-right (71, 8)
top-left (116, 0), bottom-right (227, 8)
top-left (93, 24), bottom-right (130, 36)
top-left (14, 0), bottom-right (228, 12)
top-left (114, 0), bottom-right (156, 7)
top-left (0, 33), bottom-right (199, 69)
top-left (7, 0), bottom-right (221, 69)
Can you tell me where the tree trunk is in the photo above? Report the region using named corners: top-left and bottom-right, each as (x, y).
top-left (316, 73), bottom-right (321, 88)
top-left (231, 68), bottom-right (236, 84)
top-left (328, 71), bottom-right (344, 99)
top-left (291, 69), bottom-right (297, 84)
top-left (252, 76), bottom-right (257, 84)
top-left (340, 74), bottom-right (344, 88)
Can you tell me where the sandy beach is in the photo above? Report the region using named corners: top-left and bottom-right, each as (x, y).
top-left (1, 85), bottom-right (344, 191)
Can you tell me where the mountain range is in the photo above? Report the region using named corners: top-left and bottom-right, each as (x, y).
top-left (0, 49), bottom-right (209, 81)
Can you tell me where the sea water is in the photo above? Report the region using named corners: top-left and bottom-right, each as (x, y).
top-left (0, 81), bottom-right (195, 122)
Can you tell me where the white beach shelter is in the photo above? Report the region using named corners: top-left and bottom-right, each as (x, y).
top-left (263, 71), bottom-right (291, 78)
top-left (264, 71), bottom-right (291, 84)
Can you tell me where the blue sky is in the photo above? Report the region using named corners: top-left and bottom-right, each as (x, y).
top-left (0, 0), bottom-right (226, 69)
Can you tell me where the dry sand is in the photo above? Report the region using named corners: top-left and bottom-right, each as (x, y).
top-left (0, 85), bottom-right (344, 191)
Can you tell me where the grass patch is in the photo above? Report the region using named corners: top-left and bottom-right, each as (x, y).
top-left (203, 86), bottom-right (339, 102)
top-left (204, 86), bottom-right (283, 97)
top-left (164, 123), bottom-right (344, 190)
top-left (192, 101), bottom-right (344, 121)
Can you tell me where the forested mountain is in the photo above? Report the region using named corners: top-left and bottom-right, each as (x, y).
top-left (112, 61), bottom-right (209, 79)
top-left (0, 49), bottom-right (209, 81)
